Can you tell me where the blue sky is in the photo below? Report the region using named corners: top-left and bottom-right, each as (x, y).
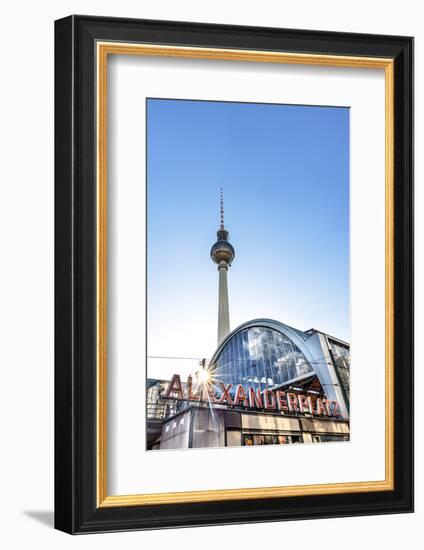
top-left (147, 98), bottom-right (349, 379)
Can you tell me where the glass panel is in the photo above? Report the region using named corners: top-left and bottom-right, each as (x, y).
top-left (328, 338), bottom-right (350, 399)
top-left (214, 326), bottom-right (313, 391)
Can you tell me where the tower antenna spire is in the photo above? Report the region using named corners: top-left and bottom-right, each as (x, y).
top-left (220, 187), bottom-right (224, 229)
top-left (211, 187), bottom-right (235, 344)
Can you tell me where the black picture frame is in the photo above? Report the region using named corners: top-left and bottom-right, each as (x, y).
top-left (55, 15), bottom-right (414, 534)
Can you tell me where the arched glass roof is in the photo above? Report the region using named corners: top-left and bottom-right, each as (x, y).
top-left (210, 319), bottom-right (315, 392)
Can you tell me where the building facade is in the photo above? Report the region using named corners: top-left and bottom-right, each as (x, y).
top-left (147, 318), bottom-right (350, 450)
top-left (157, 406), bottom-right (349, 451)
top-left (211, 318), bottom-right (350, 419)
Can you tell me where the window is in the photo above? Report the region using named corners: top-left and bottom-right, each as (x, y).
top-left (214, 326), bottom-right (313, 392)
top-left (312, 434), bottom-right (349, 442)
top-left (242, 433), bottom-right (303, 446)
top-left (328, 338), bottom-right (350, 400)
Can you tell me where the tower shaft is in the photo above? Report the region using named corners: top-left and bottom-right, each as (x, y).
top-left (217, 263), bottom-right (230, 344)
top-left (210, 189), bottom-right (235, 345)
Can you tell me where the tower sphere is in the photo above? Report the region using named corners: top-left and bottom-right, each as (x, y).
top-left (210, 240), bottom-right (235, 266)
top-left (212, 188), bottom-right (234, 344)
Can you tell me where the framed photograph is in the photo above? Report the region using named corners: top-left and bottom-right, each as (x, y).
top-left (54, 15), bottom-right (413, 533)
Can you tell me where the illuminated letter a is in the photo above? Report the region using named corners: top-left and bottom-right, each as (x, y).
top-left (234, 384), bottom-right (248, 406)
top-left (164, 374), bottom-right (184, 399)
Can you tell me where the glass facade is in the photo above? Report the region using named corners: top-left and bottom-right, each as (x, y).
top-left (327, 338), bottom-right (350, 401)
top-left (213, 326), bottom-right (313, 392)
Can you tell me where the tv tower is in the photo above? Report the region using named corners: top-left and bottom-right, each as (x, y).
top-left (210, 189), bottom-right (235, 345)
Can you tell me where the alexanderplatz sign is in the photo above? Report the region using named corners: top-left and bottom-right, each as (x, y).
top-left (164, 374), bottom-right (342, 418)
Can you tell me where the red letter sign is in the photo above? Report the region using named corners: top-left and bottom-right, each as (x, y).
top-left (234, 384), bottom-right (249, 406)
top-left (218, 383), bottom-right (233, 405)
top-left (249, 387), bottom-right (262, 408)
top-left (263, 389), bottom-right (276, 410)
top-left (164, 374), bottom-right (184, 400)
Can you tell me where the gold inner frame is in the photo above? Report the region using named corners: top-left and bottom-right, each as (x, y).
top-left (96, 42), bottom-right (395, 508)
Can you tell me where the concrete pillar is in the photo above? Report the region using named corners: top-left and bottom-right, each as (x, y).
top-left (217, 261), bottom-right (230, 344)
